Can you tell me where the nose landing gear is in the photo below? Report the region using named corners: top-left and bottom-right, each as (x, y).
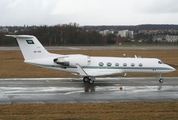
top-left (158, 74), bottom-right (164, 83)
top-left (159, 78), bottom-right (164, 83)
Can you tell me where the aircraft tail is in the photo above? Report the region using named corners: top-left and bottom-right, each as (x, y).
top-left (6, 35), bottom-right (50, 61)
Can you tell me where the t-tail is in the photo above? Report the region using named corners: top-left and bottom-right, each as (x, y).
top-left (6, 35), bottom-right (51, 61)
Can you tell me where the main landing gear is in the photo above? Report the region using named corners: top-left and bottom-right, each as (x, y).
top-left (158, 74), bottom-right (164, 83)
top-left (83, 76), bottom-right (95, 84)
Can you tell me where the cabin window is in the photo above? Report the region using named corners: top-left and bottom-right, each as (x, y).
top-left (115, 63), bottom-right (119, 66)
top-left (139, 63), bottom-right (143, 67)
top-left (99, 62), bottom-right (104, 66)
top-left (123, 63), bottom-right (127, 67)
top-left (131, 63), bottom-right (135, 67)
top-left (107, 62), bottom-right (112, 67)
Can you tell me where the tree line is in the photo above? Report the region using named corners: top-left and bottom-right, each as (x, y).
top-left (1, 23), bottom-right (108, 46)
top-left (1, 23), bottom-right (178, 46)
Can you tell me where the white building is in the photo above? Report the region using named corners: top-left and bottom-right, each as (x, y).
top-left (99, 30), bottom-right (110, 36)
top-left (166, 35), bottom-right (178, 42)
top-left (153, 35), bottom-right (178, 42)
top-left (1, 28), bottom-right (9, 33)
top-left (118, 30), bottom-right (128, 37)
top-left (99, 29), bottom-right (134, 39)
top-left (128, 31), bottom-right (134, 39)
top-left (118, 30), bottom-right (134, 39)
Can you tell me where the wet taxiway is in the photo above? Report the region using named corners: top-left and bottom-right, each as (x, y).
top-left (0, 77), bottom-right (178, 104)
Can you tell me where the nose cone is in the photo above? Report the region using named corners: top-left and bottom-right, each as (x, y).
top-left (172, 67), bottom-right (176, 71)
top-left (169, 65), bottom-right (176, 72)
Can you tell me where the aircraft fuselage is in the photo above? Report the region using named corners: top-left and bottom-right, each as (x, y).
top-left (25, 54), bottom-right (175, 77)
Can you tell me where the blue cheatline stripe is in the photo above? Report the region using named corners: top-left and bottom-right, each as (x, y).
top-left (30, 63), bottom-right (171, 71)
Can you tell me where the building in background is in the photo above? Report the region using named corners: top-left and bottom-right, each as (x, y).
top-left (99, 29), bottom-right (134, 39)
top-left (99, 30), bottom-right (115, 36)
top-left (0, 28), bottom-right (9, 33)
top-left (153, 35), bottom-right (178, 42)
top-left (118, 30), bottom-right (134, 39)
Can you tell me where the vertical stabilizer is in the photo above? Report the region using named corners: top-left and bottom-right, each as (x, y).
top-left (6, 35), bottom-right (50, 60)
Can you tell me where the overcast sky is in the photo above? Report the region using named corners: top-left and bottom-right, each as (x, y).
top-left (1, 0), bottom-right (178, 26)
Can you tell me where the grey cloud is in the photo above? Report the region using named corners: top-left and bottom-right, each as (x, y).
top-left (135, 0), bottom-right (178, 14)
top-left (0, 0), bottom-right (178, 26)
top-left (0, 0), bottom-right (59, 26)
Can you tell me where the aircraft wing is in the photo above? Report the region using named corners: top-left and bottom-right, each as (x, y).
top-left (84, 69), bottom-right (122, 76)
top-left (76, 64), bottom-right (121, 77)
top-left (76, 64), bottom-right (88, 76)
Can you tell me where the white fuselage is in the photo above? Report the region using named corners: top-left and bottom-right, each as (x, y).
top-left (25, 54), bottom-right (175, 77)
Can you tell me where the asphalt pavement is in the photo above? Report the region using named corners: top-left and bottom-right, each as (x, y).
top-left (0, 77), bottom-right (178, 104)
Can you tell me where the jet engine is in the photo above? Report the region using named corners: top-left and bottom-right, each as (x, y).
top-left (53, 54), bottom-right (91, 67)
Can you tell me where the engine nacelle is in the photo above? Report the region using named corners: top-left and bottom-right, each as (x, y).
top-left (54, 54), bottom-right (91, 67)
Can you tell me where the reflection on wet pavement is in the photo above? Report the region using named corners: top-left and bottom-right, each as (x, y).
top-left (0, 77), bottom-right (178, 104)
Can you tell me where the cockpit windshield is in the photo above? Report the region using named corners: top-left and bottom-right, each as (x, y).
top-left (158, 61), bottom-right (164, 64)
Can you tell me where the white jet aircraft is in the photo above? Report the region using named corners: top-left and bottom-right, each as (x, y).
top-left (6, 35), bottom-right (175, 84)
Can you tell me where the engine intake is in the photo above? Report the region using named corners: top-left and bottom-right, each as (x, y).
top-left (54, 54), bottom-right (90, 67)
top-left (53, 57), bottom-right (69, 66)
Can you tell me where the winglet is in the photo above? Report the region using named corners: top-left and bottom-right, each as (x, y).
top-left (76, 63), bottom-right (88, 76)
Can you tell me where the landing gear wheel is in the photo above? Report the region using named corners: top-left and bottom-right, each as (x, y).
top-left (89, 79), bottom-right (95, 84)
top-left (159, 78), bottom-right (164, 83)
top-left (83, 77), bottom-right (89, 83)
top-left (157, 74), bottom-right (164, 83)
top-left (83, 76), bottom-right (95, 84)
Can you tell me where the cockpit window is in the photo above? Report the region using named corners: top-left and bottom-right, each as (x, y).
top-left (158, 61), bottom-right (164, 64)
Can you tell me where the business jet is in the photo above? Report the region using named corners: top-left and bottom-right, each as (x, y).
top-left (6, 35), bottom-right (175, 84)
